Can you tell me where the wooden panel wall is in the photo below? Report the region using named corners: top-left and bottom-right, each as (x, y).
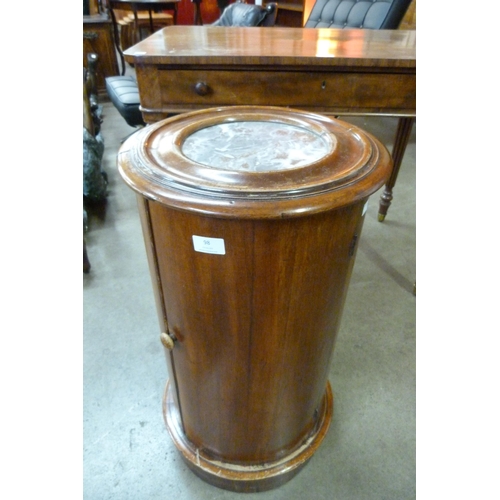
top-left (399, 0), bottom-right (416, 30)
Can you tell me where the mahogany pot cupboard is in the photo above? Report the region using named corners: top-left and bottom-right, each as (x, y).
top-left (118, 106), bottom-right (392, 491)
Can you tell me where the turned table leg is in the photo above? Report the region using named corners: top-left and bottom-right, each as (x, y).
top-left (84, 237), bottom-right (91, 273)
top-left (378, 117), bottom-right (415, 222)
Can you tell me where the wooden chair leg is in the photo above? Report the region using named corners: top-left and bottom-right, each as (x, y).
top-left (84, 237), bottom-right (91, 273)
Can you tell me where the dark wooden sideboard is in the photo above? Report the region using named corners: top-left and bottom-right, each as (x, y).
top-left (83, 13), bottom-right (119, 94)
top-left (124, 27), bottom-right (415, 220)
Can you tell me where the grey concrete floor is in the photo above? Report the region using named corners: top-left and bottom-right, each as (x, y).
top-left (83, 101), bottom-right (415, 499)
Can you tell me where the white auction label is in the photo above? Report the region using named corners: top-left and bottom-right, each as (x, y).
top-left (192, 235), bottom-right (226, 255)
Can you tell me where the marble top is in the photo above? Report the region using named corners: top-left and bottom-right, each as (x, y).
top-left (181, 121), bottom-right (330, 172)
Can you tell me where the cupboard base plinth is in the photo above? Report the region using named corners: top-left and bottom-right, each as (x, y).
top-left (162, 381), bottom-right (333, 492)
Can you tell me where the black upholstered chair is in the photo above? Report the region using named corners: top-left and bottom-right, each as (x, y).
top-left (212, 1), bottom-right (278, 27)
top-left (105, 75), bottom-right (146, 129)
top-left (304, 0), bottom-right (412, 29)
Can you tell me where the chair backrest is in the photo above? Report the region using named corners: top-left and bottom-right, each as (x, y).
top-left (212, 1), bottom-right (278, 27)
top-left (304, 0), bottom-right (412, 29)
top-left (261, 3), bottom-right (278, 27)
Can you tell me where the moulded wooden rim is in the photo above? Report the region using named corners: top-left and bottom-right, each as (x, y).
top-left (118, 106), bottom-right (392, 218)
top-left (162, 379), bottom-right (334, 492)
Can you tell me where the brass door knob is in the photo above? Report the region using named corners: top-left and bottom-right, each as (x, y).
top-left (160, 331), bottom-right (175, 350)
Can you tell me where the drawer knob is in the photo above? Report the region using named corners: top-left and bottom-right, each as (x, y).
top-left (160, 331), bottom-right (176, 350)
top-left (194, 81), bottom-right (210, 96)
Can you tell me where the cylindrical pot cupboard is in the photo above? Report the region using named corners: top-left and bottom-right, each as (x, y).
top-left (118, 106), bottom-right (392, 492)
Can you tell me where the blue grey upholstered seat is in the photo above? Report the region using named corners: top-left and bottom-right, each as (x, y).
top-left (304, 0), bottom-right (412, 29)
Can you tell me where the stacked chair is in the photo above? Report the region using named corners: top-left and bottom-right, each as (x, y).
top-left (117, 11), bottom-right (174, 51)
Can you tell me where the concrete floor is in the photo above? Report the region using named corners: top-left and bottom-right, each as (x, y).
top-left (83, 101), bottom-right (415, 499)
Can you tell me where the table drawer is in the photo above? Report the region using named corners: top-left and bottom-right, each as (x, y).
top-left (138, 68), bottom-right (415, 117)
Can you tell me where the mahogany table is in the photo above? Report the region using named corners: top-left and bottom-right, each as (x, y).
top-left (124, 26), bottom-right (416, 221)
top-left (118, 106), bottom-right (393, 491)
